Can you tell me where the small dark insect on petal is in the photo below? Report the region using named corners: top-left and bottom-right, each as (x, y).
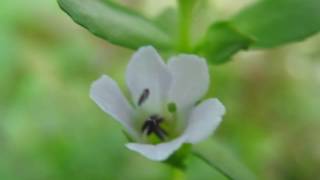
top-left (138, 88), bottom-right (150, 106)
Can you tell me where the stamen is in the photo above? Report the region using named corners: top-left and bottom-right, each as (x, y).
top-left (141, 120), bottom-right (150, 132)
top-left (154, 127), bottom-right (167, 141)
top-left (138, 88), bottom-right (150, 106)
top-left (141, 114), bottom-right (167, 141)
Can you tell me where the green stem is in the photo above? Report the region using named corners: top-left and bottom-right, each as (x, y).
top-left (177, 0), bottom-right (195, 52)
top-left (172, 167), bottom-right (186, 180)
top-left (192, 151), bottom-right (233, 180)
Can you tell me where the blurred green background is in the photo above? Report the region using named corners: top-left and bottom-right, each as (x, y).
top-left (1, 0), bottom-right (320, 179)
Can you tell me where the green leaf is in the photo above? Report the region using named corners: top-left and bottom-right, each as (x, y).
top-left (193, 141), bottom-right (257, 180)
top-left (154, 8), bottom-right (178, 39)
top-left (197, 22), bottom-right (254, 64)
top-left (57, 0), bottom-right (173, 49)
top-left (232, 0), bottom-right (320, 48)
top-left (198, 0), bottom-right (320, 64)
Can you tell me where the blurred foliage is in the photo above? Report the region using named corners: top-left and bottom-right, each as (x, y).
top-left (58, 0), bottom-right (320, 64)
top-left (1, 0), bottom-right (320, 179)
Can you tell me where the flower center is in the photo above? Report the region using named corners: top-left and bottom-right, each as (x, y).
top-left (141, 114), bottom-right (167, 141)
top-left (137, 88), bottom-right (175, 143)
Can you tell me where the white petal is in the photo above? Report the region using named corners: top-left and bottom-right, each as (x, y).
top-left (184, 98), bottom-right (225, 143)
top-left (168, 55), bottom-right (209, 109)
top-left (90, 75), bottom-right (138, 139)
top-left (126, 46), bottom-right (171, 113)
top-left (125, 135), bottom-right (187, 161)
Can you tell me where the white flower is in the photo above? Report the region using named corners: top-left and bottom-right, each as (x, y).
top-left (90, 46), bottom-right (225, 161)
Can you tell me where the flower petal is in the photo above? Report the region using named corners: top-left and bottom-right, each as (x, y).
top-left (184, 98), bottom-right (225, 143)
top-left (126, 46), bottom-right (172, 113)
top-left (126, 46), bottom-right (171, 113)
top-left (90, 75), bottom-right (138, 139)
top-left (125, 135), bottom-right (186, 161)
top-left (168, 55), bottom-right (209, 109)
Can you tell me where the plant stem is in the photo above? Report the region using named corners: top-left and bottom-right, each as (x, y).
top-left (172, 167), bottom-right (186, 180)
top-left (177, 0), bottom-right (195, 52)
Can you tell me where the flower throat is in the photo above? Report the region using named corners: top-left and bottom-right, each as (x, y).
top-left (138, 88), bottom-right (167, 141)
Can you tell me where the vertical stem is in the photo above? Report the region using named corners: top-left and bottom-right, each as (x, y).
top-left (177, 0), bottom-right (195, 52)
top-left (172, 167), bottom-right (186, 180)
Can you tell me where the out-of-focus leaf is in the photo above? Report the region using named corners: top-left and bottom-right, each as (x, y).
top-left (197, 22), bottom-right (253, 64)
top-left (198, 0), bottom-right (320, 64)
top-left (154, 8), bottom-right (178, 41)
top-left (232, 0), bottom-right (320, 48)
top-left (193, 141), bottom-right (257, 180)
top-left (57, 0), bottom-right (173, 49)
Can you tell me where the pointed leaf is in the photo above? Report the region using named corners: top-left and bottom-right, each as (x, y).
top-left (154, 8), bottom-right (178, 39)
top-left (232, 0), bottom-right (320, 48)
top-left (197, 22), bottom-right (254, 64)
top-left (58, 0), bottom-right (173, 49)
top-left (198, 0), bottom-right (320, 64)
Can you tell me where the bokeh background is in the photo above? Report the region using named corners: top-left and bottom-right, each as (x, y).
top-left (1, 0), bottom-right (320, 179)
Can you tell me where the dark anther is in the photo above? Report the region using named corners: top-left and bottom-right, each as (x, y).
top-left (141, 114), bottom-right (167, 141)
top-left (154, 127), bottom-right (167, 141)
top-left (138, 88), bottom-right (150, 106)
